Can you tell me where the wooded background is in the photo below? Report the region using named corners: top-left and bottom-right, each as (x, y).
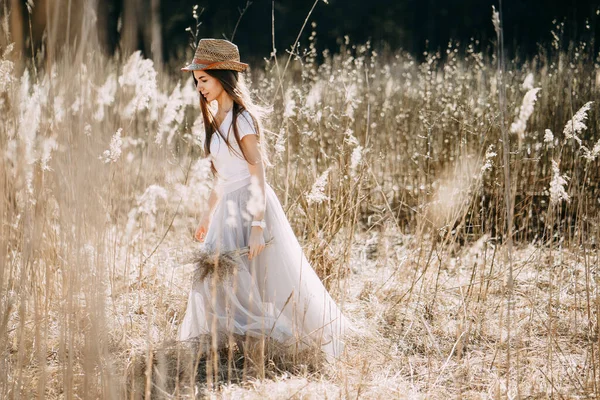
top-left (2, 0), bottom-right (599, 68)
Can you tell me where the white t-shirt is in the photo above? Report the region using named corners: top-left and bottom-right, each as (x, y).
top-left (209, 109), bottom-right (257, 184)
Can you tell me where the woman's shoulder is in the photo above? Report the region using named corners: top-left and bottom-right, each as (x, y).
top-left (238, 108), bottom-right (254, 123)
top-left (237, 108), bottom-right (257, 136)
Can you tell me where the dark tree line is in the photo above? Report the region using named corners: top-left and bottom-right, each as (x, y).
top-left (2, 0), bottom-right (599, 68)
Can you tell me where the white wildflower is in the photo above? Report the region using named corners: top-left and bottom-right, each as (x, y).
top-left (53, 95), bottom-right (65, 123)
top-left (344, 128), bottom-right (359, 146)
top-left (19, 88), bottom-right (41, 145)
top-left (19, 79), bottom-right (42, 169)
top-left (94, 73), bottom-right (117, 121)
top-left (344, 83), bottom-right (358, 119)
top-left (184, 158), bottom-right (213, 214)
top-left (582, 138), bottom-right (600, 162)
top-left (350, 145), bottom-right (363, 177)
top-left (119, 51), bottom-right (157, 118)
top-left (36, 74), bottom-right (50, 104)
top-left (124, 207), bottom-right (138, 242)
top-left (306, 81), bottom-right (323, 111)
top-left (384, 77), bottom-right (395, 98)
top-left (491, 6), bottom-right (501, 36)
top-left (345, 127), bottom-right (363, 177)
top-left (125, 184), bottom-right (169, 240)
top-left (71, 96), bottom-right (81, 115)
top-left (283, 89), bottom-right (296, 118)
top-left (510, 87), bottom-right (541, 138)
top-left (274, 128), bottom-right (286, 160)
top-left (563, 101), bottom-right (594, 145)
top-left (307, 168), bottom-right (331, 205)
top-left (99, 128), bottom-right (123, 163)
top-left (544, 129), bottom-right (554, 146)
top-left (149, 90), bottom-right (168, 122)
top-left (182, 75), bottom-right (199, 106)
top-left (84, 123), bottom-right (92, 136)
top-left (592, 139), bottom-right (600, 159)
top-left (40, 136), bottom-right (58, 171)
top-left (549, 160), bottom-right (570, 205)
top-left (19, 69), bottom-right (30, 109)
top-left (522, 73), bottom-right (534, 90)
top-left (96, 73), bottom-right (117, 106)
top-left (0, 43), bottom-right (14, 93)
top-left (121, 136), bottom-right (145, 151)
top-left (157, 82), bottom-right (184, 145)
top-left (481, 144), bottom-right (497, 173)
top-left (191, 115), bottom-right (205, 147)
top-left (314, 109), bottom-right (322, 122)
top-left (137, 184), bottom-right (168, 217)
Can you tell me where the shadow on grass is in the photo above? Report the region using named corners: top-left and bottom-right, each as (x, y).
top-left (126, 334), bottom-right (326, 398)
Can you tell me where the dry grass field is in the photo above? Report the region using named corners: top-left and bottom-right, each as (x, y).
top-left (1, 9), bottom-right (600, 399)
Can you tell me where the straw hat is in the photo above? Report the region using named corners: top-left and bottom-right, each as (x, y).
top-left (181, 38), bottom-right (248, 72)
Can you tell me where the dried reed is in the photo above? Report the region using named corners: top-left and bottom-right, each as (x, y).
top-left (186, 238), bottom-right (274, 283)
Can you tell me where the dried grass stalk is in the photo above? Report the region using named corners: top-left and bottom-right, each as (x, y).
top-left (187, 238), bottom-right (274, 283)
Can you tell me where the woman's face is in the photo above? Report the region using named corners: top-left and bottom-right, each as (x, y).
top-left (193, 71), bottom-right (224, 103)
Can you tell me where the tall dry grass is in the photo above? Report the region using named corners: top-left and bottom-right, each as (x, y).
top-left (1, 4), bottom-right (600, 398)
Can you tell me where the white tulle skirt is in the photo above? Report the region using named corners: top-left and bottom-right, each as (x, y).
top-left (177, 176), bottom-right (351, 360)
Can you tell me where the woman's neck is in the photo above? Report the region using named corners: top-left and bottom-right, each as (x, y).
top-left (216, 92), bottom-right (234, 114)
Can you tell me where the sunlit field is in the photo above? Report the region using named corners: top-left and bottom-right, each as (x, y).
top-left (1, 8), bottom-right (600, 398)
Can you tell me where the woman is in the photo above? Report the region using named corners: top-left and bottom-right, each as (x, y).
top-left (177, 39), bottom-right (351, 360)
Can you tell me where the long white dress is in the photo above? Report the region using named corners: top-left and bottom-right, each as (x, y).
top-left (177, 109), bottom-right (351, 360)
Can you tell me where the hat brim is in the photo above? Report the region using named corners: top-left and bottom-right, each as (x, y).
top-left (181, 60), bottom-right (248, 72)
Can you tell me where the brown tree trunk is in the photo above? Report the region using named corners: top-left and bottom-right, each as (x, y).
top-left (120, 0), bottom-right (141, 56)
top-left (8, 0), bottom-right (25, 71)
top-left (150, 0), bottom-right (162, 68)
top-left (96, 0), bottom-right (113, 56)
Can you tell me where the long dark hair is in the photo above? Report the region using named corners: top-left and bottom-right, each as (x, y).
top-left (192, 70), bottom-right (271, 176)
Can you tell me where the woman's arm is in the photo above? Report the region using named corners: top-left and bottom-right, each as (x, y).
top-left (195, 183), bottom-right (221, 242)
top-left (240, 134), bottom-right (266, 260)
top-left (204, 185), bottom-right (221, 218)
top-left (241, 135), bottom-right (266, 220)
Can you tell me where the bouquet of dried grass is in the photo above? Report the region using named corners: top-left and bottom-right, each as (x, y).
top-left (186, 238), bottom-right (274, 283)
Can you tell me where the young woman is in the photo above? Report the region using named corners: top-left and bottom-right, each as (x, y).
top-left (177, 39), bottom-right (351, 360)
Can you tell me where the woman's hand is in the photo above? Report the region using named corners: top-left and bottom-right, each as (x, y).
top-left (248, 227), bottom-right (265, 260)
top-left (195, 214), bottom-right (211, 242)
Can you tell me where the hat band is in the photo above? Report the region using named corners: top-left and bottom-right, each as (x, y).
top-left (181, 58), bottom-right (248, 72)
top-left (193, 59), bottom-right (240, 68)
